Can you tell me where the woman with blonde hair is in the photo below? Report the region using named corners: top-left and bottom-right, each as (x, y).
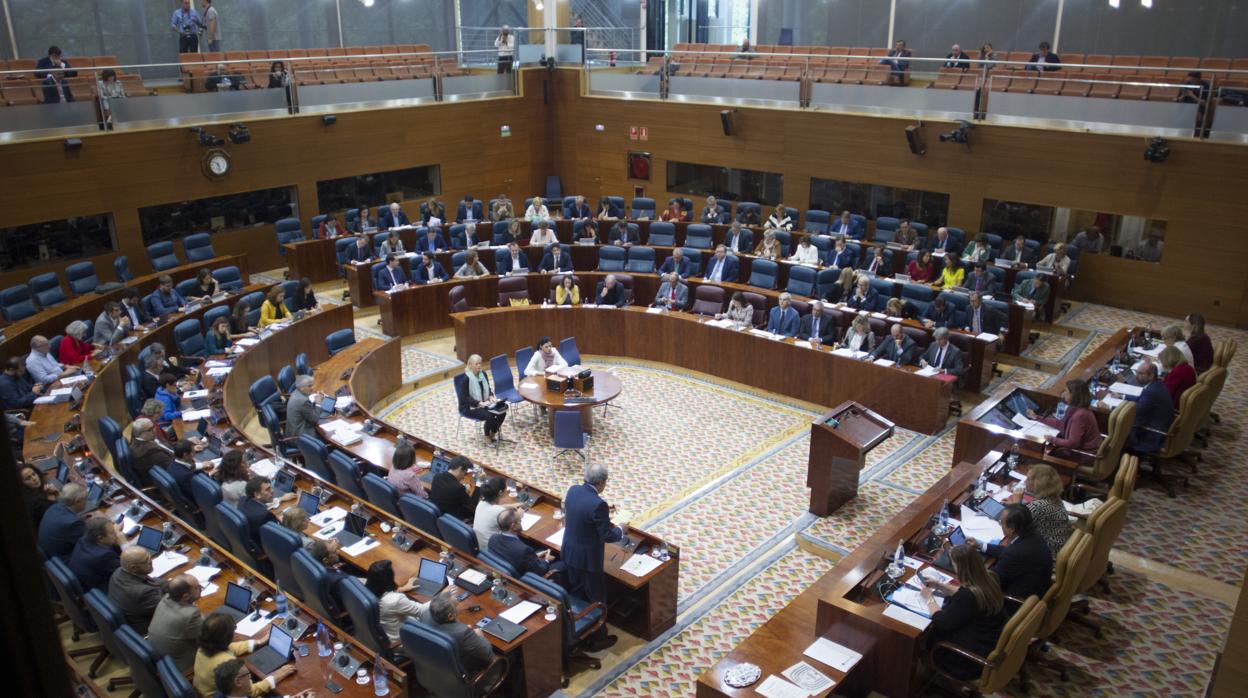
top-left (454, 249), bottom-right (489, 278)
top-left (1160, 345), bottom-right (1196, 408)
top-left (1011, 464), bottom-right (1072, 558)
top-left (841, 313), bottom-right (876, 352)
top-left (822, 267), bottom-right (857, 304)
top-left (754, 229), bottom-right (782, 260)
top-left (765, 203), bottom-right (793, 231)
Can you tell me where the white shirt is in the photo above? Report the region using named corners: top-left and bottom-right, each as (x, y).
top-left (530, 229), bottom-right (557, 246)
top-left (1037, 253), bottom-right (1070, 275)
top-left (707, 256), bottom-right (728, 281)
top-left (494, 33), bottom-right (516, 57)
top-left (473, 501), bottom-right (507, 551)
top-left (26, 350), bottom-right (64, 385)
top-left (379, 592), bottom-right (430, 644)
top-left (845, 329), bottom-right (870, 352)
top-left (524, 348), bottom-right (567, 376)
top-left (526, 204), bottom-right (550, 223)
top-left (789, 244), bottom-right (819, 265)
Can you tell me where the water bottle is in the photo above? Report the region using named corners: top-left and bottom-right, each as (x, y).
top-left (439, 546), bottom-right (454, 571)
top-left (1008, 442), bottom-right (1020, 469)
top-left (162, 521), bottom-right (174, 546)
top-left (198, 548), bottom-right (213, 568)
top-left (274, 587), bottom-right (289, 618)
top-left (937, 499), bottom-right (949, 534)
top-left (315, 619), bottom-right (333, 657)
top-left (372, 661), bottom-right (390, 696)
top-left (491, 574), bottom-right (506, 601)
top-left (974, 472), bottom-right (987, 501)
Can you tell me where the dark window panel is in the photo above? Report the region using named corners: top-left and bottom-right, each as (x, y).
top-left (315, 165), bottom-right (441, 215)
top-left (138, 187), bottom-right (299, 246)
top-left (666, 161), bottom-right (784, 206)
top-left (0, 214), bottom-right (115, 272)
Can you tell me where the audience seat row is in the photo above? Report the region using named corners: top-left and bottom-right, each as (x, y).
top-left (178, 45), bottom-right (467, 93)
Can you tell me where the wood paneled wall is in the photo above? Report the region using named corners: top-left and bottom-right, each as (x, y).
top-left (2, 67), bottom-right (1245, 326)
top-left (0, 70), bottom-right (552, 289)
top-left (547, 70), bottom-right (1248, 327)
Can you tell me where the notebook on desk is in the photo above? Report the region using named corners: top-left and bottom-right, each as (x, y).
top-left (482, 617), bottom-right (526, 643)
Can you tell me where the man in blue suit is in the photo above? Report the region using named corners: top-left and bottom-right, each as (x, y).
top-left (38, 483), bottom-right (87, 559)
top-left (830, 211), bottom-right (858, 238)
top-left (562, 464), bottom-right (623, 650)
top-left (826, 239), bottom-right (854, 269)
top-left (846, 277), bottom-right (879, 312)
top-left (565, 195), bottom-right (592, 220)
top-left (799, 302), bottom-right (837, 344)
top-left (539, 244), bottom-right (573, 273)
top-left (488, 509), bottom-right (564, 581)
top-left (381, 202), bottom-right (410, 230)
top-left (149, 275), bottom-right (186, 316)
top-left (767, 293), bottom-right (800, 337)
top-left (68, 517), bottom-right (121, 592)
top-left (962, 263), bottom-right (997, 295)
top-left (347, 236), bottom-right (374, 263)
top-left (413, 253), bottom-right (449, 284)
top-left (455, 195), bottom-right (482, 223)
top-left (416, 227), bottom-right (447, 254)
top-left (1126, 362), bottom-right (1175, 455)
top-left (658, 248), bottom-right (693, 278)
top-left (654, 273), bottom-right (688, 310)
top-left (35, 46), bottom-right (76, 103)
top-left (374, 255), bottom-right (409, 291)
top-left (723, 222), bottom-right (753, 255)
top-left (239, 477), bottom-right (279, 549)
top-left (497, 242), bottom-right (529, 274)
top-left (704, 245), bottom-right (738, 283)
top-left (871, 324), bottom-right (919, 365)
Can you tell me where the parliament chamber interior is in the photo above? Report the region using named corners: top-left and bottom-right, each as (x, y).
top-left (2, 1), bottom-right (1247, 697)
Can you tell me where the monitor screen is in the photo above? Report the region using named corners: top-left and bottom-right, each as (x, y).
top-left (272, 470), bottom-right (295, 492)
top-left (55, 462), bottom-right (69, 484)
top-left (430, 456), bottom-right (451, 474)
top-left (979, 408), bottom-right (1017, 432)
top-left (135, 526), bottom-right (164, 552)
top-left (196, 418), bottom-right (209, 436)
top-left (948, 526), bottom-right (966, 547)
top-left (84, 482), bottom-right (104, 509)
top-left (297, 491), bottom-right (320, 516)
top-left (417, 557), bottom-right (447, 584)
top-left (319, 396), bottom-right (337, 414)
top-left (345, 512), bottom-right (367, 536)
top-left (1000, 389), bottom-right (1041, 418)
top-left (977, 496), bottom-right (1006, 520)
top-left (267, 624), bottom-right (292, 659)
top-left (224, 582), bottom-right (253, 612)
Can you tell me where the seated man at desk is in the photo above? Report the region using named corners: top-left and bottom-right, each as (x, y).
top-left (658, 247), bottom-right (693, 278)
top-left (0, 357), bottom-right (43, 409)
top-left (347, 235), bottom-right (374, 263)
top-left (1125, 361), bottom-right (1175, 455)
top-left (489, 508), bottom-right (563, 580)
top-left (607, 220), bottom-right (639, 247)
top-left (919, 327), bottom-right (964, 378)
top-left (456, 194), bottom-right (482, 223)
top-left (827, 238), bottom-right (854, 269)
top-left (594, 275), bottom-right (628, 308)
top-left (524, 336), bottom-right (568, 376)
top-left (456, 222), bottom-right (485, 249)
top-left (94, 301), bottom-right (132, 346)
top-left (416, 226), bottom-right (448, 254)
top-left (654, 272), bottom-right (688, 311)
top-left (871, 324), bottom-right (918, 365)
top-left (1012, 273), bottom-right (1051, 321)
top-left (381, 202), bottom-right (410, 230)
top-left (920, 295), bottom-right (957, 329)
top-left (1003, 236), bottom-right (1034, 267)
top-left (962, 263), bottom-right (997, 295)
top-left (928, 226), bottom-right (955, 253)
top-left (374, 254), bottom-right (408, 291)
top-left (704, 245), bottom-right (738, 283)
top-left (701, 195), bottom-right (727, 224)
top-left (26, 335), bottom-right (79, 385)
top-left (966, 504), bottom-right (1053, 599)
top-left (894, 219), bottom-right (919, 249)
top-left (845, 276), bottom-right (880, 312)
top-left (830, 210), bottom-right (857, 237)
top-left (799, 301), bottom-right (837, 344)
top-left (766, 292), bottom-right (800, 337)
top-left (497, 242), bottom-right (529, 274)
top-left (723, 221), bottom-right (753, 255)
top-left (423, 591), bottom-right (497, 677)
top-left (150, 275), bottom-right (187, 316)
top-left (414, 252), bottom-right (449, 284)
top-left (539, 243), bottom-right (573, 273)
top-left (566, 195), bottom-right (592, 221)
top-left (962, 292), bottom-right (1002, 336)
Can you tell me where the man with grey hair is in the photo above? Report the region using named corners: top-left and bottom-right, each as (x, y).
top-left (766, 292), bottom-right (800, 337)
top-left (285, 374), bottom-right (320, 438)
top-left (109, 546), bottom-right (168, 633)
top-left (562, 464), bottom-right (624, 650)
top-left (69, 516), bottom-right (122, 592)
top-left (654, 272), bottom-right (688, 310)
top-left (129, 417), bottom-right (173, 480)
top-left (495, 25), bottom-right (515, 74)
top-left (148, 574), bottom-right (204, 670)
top-left (38, 482), bottom-right (87, 559)
top-left (425, 590), bottom-right (496, 674)
top-left (871, 323), bottom-right (918, 365)
top-left (920, 327), bottom-right (965, 379)
top-left (26, 335), bottom-right (77, 385)
top-left (595, 274), bottom-right (627, 308)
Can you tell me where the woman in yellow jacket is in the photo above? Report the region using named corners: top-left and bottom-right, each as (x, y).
top-left (259, 287), bottom-right (291, 327)
top-left (934, 253), bottom-right (966, 289)
top-left (554, 274), bottom-right (580, 305)
top-left (193, 613), bottom-right (295, 697)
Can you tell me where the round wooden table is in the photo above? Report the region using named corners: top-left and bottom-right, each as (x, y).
top-left (518, 370), bottom-right (622, 437)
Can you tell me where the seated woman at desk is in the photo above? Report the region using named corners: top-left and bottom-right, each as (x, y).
top-left (753, 229), bottom-right (782, 260)
top-left (59, 320), bottom-right (95, 365)
top-left (289, 277), bottom-right (318, 312)
top-left (387, 440), bottom-right (428, 499)
top-left (764, 203), bottom-right (793, 231)
top-left (554, 275), bottom-right (580, 306)
top-left (788, 236), bottom-right (819, 265)
top-left (454, 249), bottom-right (490, 278)
top-left (204, 316), bottom-right (233, 355)
top-left (921, 544), bottom-right (1008, 681)
top-left (1028, 378), bottom-right (1102, 461)
top-left (934, 253), bottom-right (965, 289)
top-left (187, 268), bottom-right (219, 300)
top-left (213, 451), bottom-right (250, 508)
top-left (840, 313), bottom-right (876, 353)
top-left (821, 267), bottom-right (856, 304)
top-left (366, 559), bottom-right (431, 644)
top-left (228, 301), bottom-right (254, 337)
top-left (716, 291), bottom-right (754, 327)
top-left (258, 287), bottom-right (291, 327)
top-left (1160, 346), bottom-right (1196, 409)
top-left (907, 250), bottom-right (936, 283)
top-left (1009, 464), bottom-right (1072, 559)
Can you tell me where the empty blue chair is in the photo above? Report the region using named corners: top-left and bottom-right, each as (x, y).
top-left (679, 247), bottom-right (704, 276)
top-left (156, 655), bottom-right (196, 698)
top-left (685, 224), bottom-right (713, 249)
top-left (869, 276), bottom-right (896, 302)
top-left (150, 466), bottom-right (200, 526)
top-left (259, 521), bottom-right (303, 591)
top-left (326, 328), bottom-right (356, 356)
top-left (275, 218), bottom-right (304, 255)
top-left (114, 626), bottom-right (166, 698)
top-left (124, 380), bottom-right (143, 418)
top-left (216, 502), bottom-right (270, 575)
top-left (491, 221), bottom-right (511, 245)
top-left (114, 255), bottom-right (134, 282)
top-left (805, 210), bottom-right (831, 233)
top-left (362, 473), bottom-right (401, 518)
top-left (948, 227), bottom-right (968, 248)
top-left (82, 589), bottom-right (131, 686)
top-left (901, 282), bottom-right (937, 315)
top-left (292, 548), bottom-right (343, 618)
top-left (436, 514), bottom-right (479, 555)
top-left (277, 365), bottom-right (296, 394)
top-left (64, 261), bottom-right (99, 294)
top-left (941, 290), bottom-right (970, 322)
top-left (872, 226), bottom-right (896, 244)
top-left (515, 346), bottom-right (534, 381)
top-left (0, 285), bottom-right (37, 321)
top-left (146, 241), bottom-right (180, 271)
top-left (182, 232), bottom-right (215, 262)
top-left (240, 289), bottom-right (265, 311)
top-left (400, 618), bottom-right (508, 697)
top-left (174, 278), bottom-right (200, 300)
top-left (341, 577), bottom-right (395, 657)
top-left (262, 404), bottom-right (299, 459)
top-left (773, 230), bottom-right (792, 256)
top-left (736, 202), bottom-right (761, 223)
top-left (876, 216), bottom-right (901, 232)
top-left (479, 550), bottom-right (519, 579)
top-left (310, 214), bottom-right (328, 234)
top-left (296, 435), bottom-right (335, 483)
top-left (28, 273), bottom-right (65, 308)
top-left (212, 265), bottom-right (243, 292)
top-left (190, 474), bottom-right (225, 544)
top-left (295, 352), bottom-right (312, 376)
top-left (47, 334), bottom-right (64, 360)
top-left (747, 259), bottom-right (779, 289)
top-left (630, 197), bottom-right (655, 219)
top-left (597, 246), bottom-right (626, 271)
top-left (45, 558), bottom-right (101, 647)
top-left (328, 451), bottom-right (366, 499)
top-left (448, 224), bottom-right (471, 249)
top-left (786, 265), bottom-right (818, 297)
top-left (553, 410), bottom-right (589, 461)
top-left (114, 437), bottom-right (148, 489)
top-left (522, 572), bottom-right (607, 682)
top-left (398, 494), bottom-right (441, 539)
top-left (625, 246), bottom-right (656, 273)
top-left (809, 235), bottom-right (833, 260)
top-left (489, 354), bottom-right (524, 411)
top-left (248, 375), bottom-right (281, 410)
top-left (98, 416), bottom-right (122, 461)
top-left (174, 319), bottom-right (206, 357)
top-left (559, 337), bottom-right (582, 366)
top-left (646, 222), bottom-right (676, 246)
top-left (449, 251), bottom-right (468, 271)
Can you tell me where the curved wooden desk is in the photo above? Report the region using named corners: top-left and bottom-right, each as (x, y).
top-left (519, 370), bottom-right (621, 436)
top-left (452, 305), bottom-right (953, 435)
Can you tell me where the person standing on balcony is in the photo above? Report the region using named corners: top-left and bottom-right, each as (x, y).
top-left (171, 0), bottom-right (205, 55)
top-left (495, 26), bottom-right (516, 74)
top-left (203, 0), bottom-right (220, 53)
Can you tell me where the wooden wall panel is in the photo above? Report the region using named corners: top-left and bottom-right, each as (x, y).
top-left (548, 70), bottom-right (1248, 326)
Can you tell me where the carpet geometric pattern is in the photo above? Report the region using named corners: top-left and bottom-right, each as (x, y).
top-left (400, 344), bottom-right (461, 381)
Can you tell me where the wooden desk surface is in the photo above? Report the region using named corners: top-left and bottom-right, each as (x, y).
top-left (518, 370), bottom-right (622, 409)
top-left (452, 305), bottom-right (953, 434)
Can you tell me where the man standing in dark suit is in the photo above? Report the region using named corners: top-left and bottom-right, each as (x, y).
top-left (38, 483), bottom-right (88, 559)
top-left (239, 476), bottom-right (278, 549)
top-left (1027, 41), bottom-right (1062, 71)
top-left (871, 324), bottom-right (919, 365)
top-left (430, 456), bottom-right (478, 520)
top-left (489, 509), bottom-right (563, 580)
top-left (920, 328), bottom-right (965, 379)
top-left (963, 292), bottom-right (1003, 336)
top-left (1126, 362), bottom-right (1175, 455)
top-left (969, 504), bottom-right (1053, 599)
top-left (562, 464), bottom-right (623, 650)
top-left (704, 245), bottom-right (738, 283)
top-left (799, 302), bottom-right (837, 344)
top-left (35, 46), bottom-right (77, 104)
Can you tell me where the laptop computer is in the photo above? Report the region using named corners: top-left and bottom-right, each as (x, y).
top-left (420, 453), bottom-right (453, 485)
top-left (317, 395), bottom-right (338, 419)
top-left (931, 527), bottom-right (967, 572)
top-left (330, 512), bottom-right (368, 548)
top-left (482, 617), bottom-right (526, 643)
top-left (216, 582), bottom-right (255, 621)
top-left (297, 491), bottom-right (320, 516)
top-left (976, 496), bottom-right (1005, 520)
top-left (54, 462), bottom-right (70, 486)
top-left (246, 623), bottom-right (293, 676)
top-left (272, 470), bottom-right (296, 497)
top-left (193, 431), bottom-right (223, 464)
top-left (413, 558), bottom-right (449, 597)
top-left (82, 482), bottom-right (105, 512)
top-left (134, 525), bottom-right (165, 553)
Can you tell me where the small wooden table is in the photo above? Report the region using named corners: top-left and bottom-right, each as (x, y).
top-left (518, 370), bottom-right (622, 436)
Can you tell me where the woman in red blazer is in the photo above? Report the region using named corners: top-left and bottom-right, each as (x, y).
top-left (58, 320), bottom-right (95, 366)
top-left (1029, 379), bottom-right (1102, 461)
top-left (907, 250), bottom-right (936, 283)
top-left (1160, 347), bottom-right (1196, 408)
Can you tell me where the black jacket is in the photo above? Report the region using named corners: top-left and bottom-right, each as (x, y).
top-left (430, 472), bottom-right (478, 521)
top-left (986, 533), bottom-right (1053, 599)
top-left (930, 587), bottom-right (1007, 680)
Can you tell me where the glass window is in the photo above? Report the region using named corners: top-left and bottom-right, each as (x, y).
top-left (810, 178), bottom-right (950, 228)
top-left (315, 165), bottom-right (441, 215)
top-left (981, 199), bottom-right (1054, 242)
top-left (666, 161), bottom-right (784, 206)
top-left (0, 214), bottom-right (114, 272)
top-left (138, 186), bottom-right (298, 246)
top-left (982, 198), bottom-right (1166, 262)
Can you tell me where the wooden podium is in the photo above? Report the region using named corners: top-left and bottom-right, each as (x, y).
top-left (807, 401), bottom-right (896, 515)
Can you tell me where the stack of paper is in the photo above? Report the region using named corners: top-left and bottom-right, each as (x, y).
top-left (976, 332), bottom-right (1000, 342)
top-left (915, 366), bottom-right (940, 377)
top-left (620, 554), bottom-right (662, 577)
top-left (802, 637), bottom-right (863, 673)
top-left (149, 551), bottom-right (189, 578)
top-left (1108, 382), bottom-right (1143, 398)
top-left (341, 537), bottom-right (380, 557)
top-left (186, 565), bottom-right (222, 586)
top-left (520, 512), bottom-right (541, 531)
top-left (236, 338), bottom-right (260, 347)
top-left (545, 528), bottom-right (565, 546)
top-left (61, 374), bottom-right (89, 386)
top-left (334, 396), bottom-right (354, 410)
top-left (206, 367), bottom-right (231, 378)
top-left (310, 506), bottom-right (349, 527)
top-left (890, 585), bottom-right (942, 615)
top-left (235, 612), bottom-right (272, 638)
top-left (645, 306), bottom-right (665, 314)
top-left (883, 604), bottom-right (931, 630)
top-left (182, 408), bottom-right (212, 422)
top-left (873, 358), bottom-right (897, 367)
top-left (959, 505), bottom-right (1005, 541)
top-left (249, 458), bottom-right (280, 479)
top-left (756, 675), bottom-right (808, 698)
top-left (500, 600), bottom-right (541, 625)
top-left (705, 318), bottom-right (735, 329)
